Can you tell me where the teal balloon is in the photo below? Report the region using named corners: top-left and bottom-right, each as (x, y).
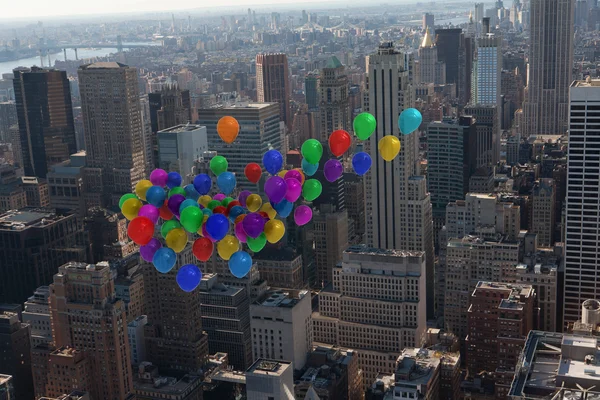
top-left (301, 159), bottom-right (319, 177)
top-left (184, 184), bottom-right (200, 200)
top-left (217, 172), bottom-right (237, 195)
top-left (179, 199), bottom-right (199, 214)
top-left (202, 208), bottom-right (213, 217)
top-left (146, 186), bottom-right (166, 208)
top-left (398, 108), bottom-right (422, 135)
top-left (152, 248), bottom-right (177, 273)
top-left (229, 251), bottom-right (253, 278)
top-left (272, 199), bottom-right (293, 218)
top-left (228, 205), bottom-right (245, 223)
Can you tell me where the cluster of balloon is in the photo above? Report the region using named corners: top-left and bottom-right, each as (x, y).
top-left (370, 107), bottom-right (422, 162)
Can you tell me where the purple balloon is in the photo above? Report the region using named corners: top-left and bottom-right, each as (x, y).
top-left (284, 170), bottom-right (303, 184)
top-left (168, 194), bottom-right (186, 216)
top-left (140, 238), bottom-right (162, 262)
top-left (238, 190), bottom-right (252, 208)
top-left (150, 169), bottom-right (168, 187)
top-left (284, 178), bottom-right (302, 202)
top-left (235, 222), bottom-right (248, 243)
top-left (138, 204), bottom-right (160, 224)
top-left (324, 159), bottom-right (343, 182)
top-left (264, 176), bottom-right (288, 204)
top-left (242, 212), bottom-right (266, 239)
top-left (214, 193), bottom-right (226, 202)
top-left (294, 205), bottom-right (313, 226)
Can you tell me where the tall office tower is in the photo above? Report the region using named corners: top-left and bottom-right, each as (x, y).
top-left (12, 67), bottom-right (76, 178)
top-left (22, 286), bottom-right (52, 347)
top-left (467, 282), bottom-right (535, 398)
top-left (312, 246), bottom-right (427, 388)
top-left (0, 102), bottom-right (17, 142)
top-left (157, 124), bottom-right (208, 181)
top-left (364, 43), bottom-right (435, 319)
top-left (523, 0), bottom-right (574, 135)
top-left (153, 86), bottom-right (192, 131)
top-left (305, 71), bottom-right (319, 111)
top-left (344, 173), bottom-right (366, 244)
top-left (138, 96), bottom-right (154, 174)
top-left (0, 375), bottom-right (14, 400)
top-left (78, 62), bottom-right (145, 208)
top-left (530, 178), bottom-right (556, 247)
top-left (471, 32), bottom-right (502, 108)
top-left (250, 289), bottom-right (312, 370)
top-left (246, 359), bottom-right (295, 400)
top-left (318, 56), bottom-right (350, 141)
top-left (256, 53), bottom-right (291, 128)
top-left (418, 29), bottom-right (446, 85)
top-left (43, 347), bottom-right (91, 399)
top-left (198, 103), bottom-right (281, 192)
top-left (199, 274), bottom-right (253, 370)
top-left (474, 3), bottom-right (485, 29)
top-left (422, 12), bottom-right (435, 31)
top-left (435, 29), bottom-right (462, 89)
top-left (0, 312), bottom-right (33, 400)
top-left (313, 207), bottom-right (349, 286)
top-left (463, 104), bottom-right (499, 167)
top-left (458, 16), bottom-right (476, 107)
top-left (563, 79), bottom-right (600, 326)
top-left (0, 208), bottom-right (89, 304)
top-left (49, 262), bottom-right (134, 400)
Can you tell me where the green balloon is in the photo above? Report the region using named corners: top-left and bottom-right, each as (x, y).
top-left (301, 139), bottom-right (323, 164)
top-left (247, 233), bottom-right (267, 253)
top-left (119, 193), bottom-right (137, 209)
top-left (180, 206), bottom-right (203, 233)
top-left (302, 179), bottom-right (322, 202)
top-left (353, 112), bottom-right (377, 140)
top-left (210, 155), bottom-right (228, 176)
top-left (208, 200), bottom-right (221, 210)
top-left (222, 197), bottom-right (234, 207)
top-left (168, 187), bottom-right (185, 198)
top-left (161, 220), bottom-right (181, 239)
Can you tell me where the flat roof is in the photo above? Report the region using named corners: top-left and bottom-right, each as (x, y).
top-left (247, 359), bottom-right (291, 376)
top-left (158, 124), bottom-right (206, 133)
top-left (571, 79), bottom-right (600, 87)
top-left (256, 289), bottom-right (309, 308)
top-left (0, 208), bottom-right (66, 230)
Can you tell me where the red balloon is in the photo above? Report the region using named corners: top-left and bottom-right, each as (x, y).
top-left (329, 130), bottom-right (352, 157)
top-left (245, 163), bottom-right (262, 183)
top-left (160, 200), bottom-right (173, 220)
top-left (192, 237), bottom-right (214, 262)
top-left (226, 200), bottom-right (241, 212)
top-left (213, 206), bottom-right (227, 215)
top-left (127, 216), bottom-right (154, 245)
top-left (258, 211), bottom-right (270, 220)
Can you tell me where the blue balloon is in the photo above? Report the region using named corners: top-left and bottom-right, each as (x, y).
top-left (152, 247), bottom-right (177, 273)
top-left (184, 184), bottom-right (200, 200)
top-left (146, 186), bottom-right (167, 208)
top-left (263, 149), bottom-right (283, 175)
top-left (272, 199), bottom-right (294, 218)
top-left (179, 199), bottom-right (199, 214)
top-left (228, 205), bottom-right (245, 223)
top-left (193, 174), bottom-right (212, 195)
top-left (176, 264), bottom-right (202, 292)
top-left (217, 172), bottom-right (237, 195)
top-left (398, 108), bottom-right (423, 135)
top-left (166, 172), bottom-right (183, 189)
top-left (229, 251), bottom-right (253, 278)
top-left (352, 152), bottom-right (372, 176)
top-left (205, 214), bottom-right (229, 241)
top-left (302, 159), bottom-right (319, 176)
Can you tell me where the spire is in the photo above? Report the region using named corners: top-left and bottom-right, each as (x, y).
top-left (421, 27), bottom-right (434, 48)
top-left (469, 10), bottom-right (474, 23)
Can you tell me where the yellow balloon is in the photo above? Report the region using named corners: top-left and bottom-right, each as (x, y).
top-left (260, 203), bottom-right (277, 220)
top-left (246, 194), bottom-right (263, 212)
top-left (264, 219), bottom-right (285, 244)
top-left (378, 135), bottom-right (401, 161)
top-left (135, 180), bottom-right (152, 201)
top-left (217, 235), bottom-right (240, 260)
top-left (166, 228), bottom-right (187, 253)
top-left (122, 198), bottom-right (143, 220)
top-left (277, 169), bottom-right (288, 178)
top-left (198, 195), bottom-right (212, 208)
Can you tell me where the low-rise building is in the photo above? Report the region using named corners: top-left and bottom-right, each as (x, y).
top-left (254, 247), bottom-right (304, 289)
top-left (133, 362), bottom-right (203, 400)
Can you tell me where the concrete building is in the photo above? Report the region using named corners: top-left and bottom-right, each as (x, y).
top-left (344, 173), bottom-right (365, 245)
top-left (0, 374), bottom-right (14, 400)
top-left (530, 178), bottom-right (556, 247)
top-left (47, 151), bottom-right (86, 216)
top-left (313, 208), bottom-right (349, 286)
top-left (418, 28), bottom-right (446, 85)
top-left (305, 71), bottom-right (319, 111)
top-left (0, 165), bottom-right (26, 212)
top-left (0, 102), bottom-right (17, 142)
top-left (39, 391), bottom-right (89, 400)
top-left (468, 166), bottom-right (495, 194)
top-left (150, 86), bottom-right (192, 132)
top-left (463, 104), bottom-right (500, 169)
top-left (254, 247), bottom-right (304, 289)
top-left (246, 359), bottom-right (295, 400)
top-left (114, 260), bottom-right (145, 323)
top-left (42, 347), bottom-right (91, 399)
top-left (133, 362), bottom-right (203, 400)
top-left (318, 56), bottom-right (350, 141)
top-left (85, 207), bottom-right (137, 262)
top-left (157, 124), bottom-right (208, 181)
top-left (128, 315), bottom-right (148, 365)
top-left (256, 53), bottom-right (291, 128)
top-left (22, 286), bottom-right (52, 347)
top-left (21, 176), bottom-right (49, 207)
top-left (471, 32), bottom-right (502, 108)
top-left (0, 312), bottom-right (33, 400)
top-left (422, 12), bottom-right (435, 31)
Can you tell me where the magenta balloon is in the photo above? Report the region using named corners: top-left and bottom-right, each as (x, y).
top-left (235, 222), bottom-right (248, 243)
top-left (242, 212), bottom-right (266, 239)
top-left (264, 176), bottom-right (287, 204)
top-left (238, 190), bottom-right (252, 208)
top-left (140, 238), bottom-right (162, 262)
top-left (138, 204), bottom-right (160, 224)
top-left (150, 169), bottom-right (168, 187)
top-left (284, 178), bottom-right (302, 202)
top-left (213, 193), bottom-right (226, 202)
top-left (323, 159), bottom-right (343, 182)
top-left (284, 170), bottom-right (303, 184)
top-left (202, 224), bottom-right (217, 243)
top-left (294, 205), bottom-right (313, 226)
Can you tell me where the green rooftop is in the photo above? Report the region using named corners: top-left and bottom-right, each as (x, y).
top-left (325, 56), bottom-right (343, 69)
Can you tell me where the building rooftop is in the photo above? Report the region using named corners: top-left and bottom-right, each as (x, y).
top-left (0, 208), bottom-right (67, 231)
top-left (253, 247), bottom-right (299, 262)
top-left (247, 359), bottom-right (291, 376)
top-left (571, 78), bottom-right (600, 87)
top-left (256, 289), bottom-right (309, 308)
top-left (205, 102), bottom-right (277, 110)
top-left (81, 61), bottom-right (128, 69)
top-left (158, 124), bottom-right (205, 134)
top-left (0, 374), bottom-right (11, 386)
top-left (345, 244), bottom-right (424, 258)
top-left (133, 373), bottom-right (201, 395)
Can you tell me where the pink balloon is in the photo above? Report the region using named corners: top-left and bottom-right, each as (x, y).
top-left (202, 224), bottom-right (217, 243)
top-left (284, 178), bottom-right (302, 202)
top-left (214, 193), bottom-right (226, 202)
top-left (235, 222), bottom-right (248, 243)
top-left (138, 204), bottom-right (159, 224)
top-left (150, 169), bottom-right (168, 187)
top-left (284, 170), bottom-right (303, 184)
top-left (294, 205), bottom-right (313, 226)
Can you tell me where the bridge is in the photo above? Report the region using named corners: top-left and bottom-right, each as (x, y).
top-left (37, 36), bottom-right (157, 61)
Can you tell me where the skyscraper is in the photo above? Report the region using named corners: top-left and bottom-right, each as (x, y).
top-left (313, 207), bottom-right (349, 285)
top-left (422, 12), bottom-right (435, 31)
top-left (0, 312), bottom-right (33, 400)
top-left (256, 53), bottom-right (291, 128)
top-left (152, 86), bottom-right (192, 131)
top-left (78, 62), bottom-right (145, 208)
top-left (0, 102), bottom-right (17, 142)
top-left (435, 28), bottom-right (462, 88)
top-left (530, 178), bottom-right (556, 247)
top-left (523, 0), bottom-right (574, 135)
top-left (470, 32), bottom-right (502, 107)
top-left (318, 56), bottom-right (350, 141)
top-left (418, 29), bottom-right (446, 85)
top-left (12, 67), bottom-right (76, 178)
top-left (157, 124), bottom-right (208, 181)
top-left (304, 72), bottom-right (319, 111)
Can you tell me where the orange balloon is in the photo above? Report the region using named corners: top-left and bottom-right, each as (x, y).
top-left (217, 116), bottom-right (240, 144)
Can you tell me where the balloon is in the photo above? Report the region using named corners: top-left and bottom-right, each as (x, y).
top-left (284, 170), bottom-right (302, 184)
top-left (180, 206), bottom-right (203, 233)
top-left (160, 201), bottom-right (174, 220)
top-left (213, 206), bottom-right (227, 215)
top-left (208, 200), bottom-right (221, 210)
top-left (217, 116), bottom-right (240, 143)
top-left (184, 184), bottom-right (200, 200)
top-left (153, 247), bottom-right (177, 273)
top-left (192, 237), bottom-right (214, 261)
top-left (284, 178), bottom-right (302, 202)
top-left (150, 169), bottom-right (169, 187)
top-left (168, 187), bottom-right (185, 198)
top-left (378, 135), bottom-right (401, 161)
top-left (264, 176), bottom-right (287, 204)
top-left (263, 149), bottom-right (283, 175)
top-left (179, 199), bottom-right (199, 214)
top-left (193, 174), bottom-right (212, 195)
top-left (161, 220), bottom-right (181, 239)
top-left (353, 112), bottom-right (377, 140)
top-left (302, 159), bottom-right (319, 176)
top-left (198, 195), bottom-right (212, 208)
top-left (272, 199), bottom-right (293, 217)
top-left (247, 232), bottom-right (267, 252)
top-left (168, 194), bottom-right (186, 216)
top-left (238, 190), bottom-right (252, 207)
top-left (277, 170), bottom-right (288, 178)
top-left (217, 235), bottom-right (240, 260)
top-left (352, 152), bottom-right (372, 175)
top-left (127, 216), bottom-right (154, 245)
top-left (234, 222), bottom-right (248, 243)
top-left (213, 193), bottom-right (226, 202)
top-left (176, 264), bottom-right (202, 292)
top-left (146, 186), bottom-right (167, 208)
top-left (119, 193), bottom-right (137, 209)
top-left (166, 172), bottom-right (182, 189)
top-left (205, 214), bottom-right (229, 241)
top-left (166, 228), bottom-right (187, 253)
top-left (260, 203), bottom-right (277, 219)
top-left (141, 238), bottom-right (162, 262)
top-left (245, 163), bottom-right (262, 183)
top-left (329, 130), bottom-right (352, 156)
top-left (228, 251), bottom-right (253, 278)
top-left (217, 172), bottom-right (237, 195)
top-left (222, 197), bottom-right (234, 207)
top-left (226, 200), bottom-right (241, 212)
top-left (210, 155), bottom-right (228, 176)
top-left (264, 219), bottom-right (285, 243)
top-left (323, 159), bottom-right (343, 182)
top-left (245, 194), bottom-right (263, 212)
top-left (138, 204), bottom-right (159, 224)
top-left (399, 108), bottom-right (422, 135)
top-left (294, 205), bottom-right (313, 226)
top-left (202, 224), bottom-right (217, 243)
top-left (301, 139), bottom-right (323, 164)
top-left (258, 211), bottom-right (270, 220)
top-left (294, 169), bottom-right (306, 185)
top-left (302, 179), bottom-right (322, 201)
top-left (234, 214), bottom-right (246, 225)
top-left (242, 212), bottom-right (266, 239)
top-left (135, 180), bottom-right (152, 201)
top-left (229, 205), bottom-right (245, 222)
top-left (202, 208), bottom-right (213, 217)
top-left (122, 198), bottom-right (143, 220)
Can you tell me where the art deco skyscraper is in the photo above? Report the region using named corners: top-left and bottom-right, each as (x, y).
top-left (523, 0), bottom-right (574, 135)
top-left (418, 29), bottom-right (445, 85)
top-left (318, 56), bottom-right (350, 141)
top-left (256, 53), bottom-right (291, 128)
